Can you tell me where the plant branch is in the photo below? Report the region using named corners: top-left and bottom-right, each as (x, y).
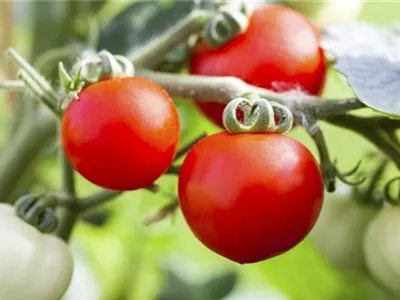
top-left (0, 80), bottom-right (24, 91)
top-left (54, 126), bottom-right (78, 242)
top-left (326, 115), bottom-right (400, 169)
top-left (174, 132), bottom-right (207, 161)
top-left (78, 190), bottom-right (122, 211)
top-left (77, 182), bottom-right (161, 211)
top-left (166, 165), bottom-right (181, 175)
top-left (130, 10), bottom-right (212, 69)
top-left (59, 147), bottom-right (76, 196)
top-left (137, 70), bottom-right (365, 118)
top-left (301, 116), bottom-right (336, 192)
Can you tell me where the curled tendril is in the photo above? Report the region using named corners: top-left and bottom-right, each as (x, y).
top-left (222, 94), bottom-right (293, 134)
top-left (333, 159), bottom-right (366, 186)
top-left (384, 177), bottom-right (400, 205)
top-left (15, 194), bottom-right (58, 233)
top-left (203, 7), bottom-right (249, 49)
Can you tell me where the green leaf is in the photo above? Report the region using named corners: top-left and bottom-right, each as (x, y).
top-left (334, 55), bottom-right (400, 118)
top-left (200, 271), bottom-right (238, 300)
top-left (321, 22), bottom-right (400, 61)
top-left (98, 1), bottom-right (195, 55)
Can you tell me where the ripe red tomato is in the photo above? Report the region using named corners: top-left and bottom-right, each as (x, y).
top-left (178, 132), bottom-right (324, 264)
top-left (61, 77), bottom-right (180, 191)
top-left (190, 4), bottom-right (327, 128)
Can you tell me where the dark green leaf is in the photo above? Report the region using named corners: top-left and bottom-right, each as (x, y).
top-left (98, 1), bottom-right (195, 55)
top-left (200, 271), bottom-right (238, 300)
top-left (334, 55), bottom-right (400, 117)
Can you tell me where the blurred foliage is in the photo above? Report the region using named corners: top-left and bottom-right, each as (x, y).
top-left (2, 1), bottom-right (400, 300)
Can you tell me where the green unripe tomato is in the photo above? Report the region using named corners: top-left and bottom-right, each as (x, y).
top-left (283, 0), bottom-right (364, 27)
top-left (310, 184), bottom-right (378, 276)
top-left (364, 205), bottom-right (400, 297)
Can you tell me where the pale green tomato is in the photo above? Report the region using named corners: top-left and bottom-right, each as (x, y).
top-left (364, 205), bottom-right (400, 297)
top-left (310, 185), bottom-right (377, 276)
top-left (283, 0), bottom-right (364, 27)
top-left (0, 203), bottom-right (73, 300)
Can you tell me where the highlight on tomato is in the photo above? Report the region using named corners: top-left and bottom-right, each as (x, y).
top-left (178, 131), bottom-right (324, 264)
top-left (61, 77), bottom-right (180, 191)
top-left (189, 4), bottom-right (327, 128)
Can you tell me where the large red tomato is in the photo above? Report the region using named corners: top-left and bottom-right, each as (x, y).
top-left (190, 4), bottom-right (327, 128)
top-left (61, 77), bottom-right (180, 191)
top-left (178, 132), bottom-right (324, 264)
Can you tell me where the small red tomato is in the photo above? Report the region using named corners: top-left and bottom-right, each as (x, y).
top-left (61, 77), bottom-right (180, 191)
top-left (190, 4), bottom-right (327, 128)
top-left (178, 132), bottom-right (324, 264)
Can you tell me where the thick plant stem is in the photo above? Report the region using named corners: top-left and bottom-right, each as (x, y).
top-left (55, 126), bottom-right (78, 242)
top-left (59, 147), bottom-right (76, 195)
top-left (130, 10), bottom-right (213, 68)
top-left (0, 110), bottom-right (56, 203)
top-left (55, 208), bottom-right (78, 242)
top-left (137, 70), bottom-right (365, 117)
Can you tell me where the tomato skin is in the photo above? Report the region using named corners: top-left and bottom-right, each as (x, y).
top-left (310, 184), bottom-right (377, 276)
top-left (364, 206), bottom-right (400, 297)
top-left (178, 132), bottom-right (324, 264)
top-left (61, 77), bottom-right (180, 191)
top-left (0, 203), bottom-right (73, 300)
top-left (190, 4), bottom-right (327, 128)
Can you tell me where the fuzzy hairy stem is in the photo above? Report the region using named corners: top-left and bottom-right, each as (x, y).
top-left (137, 70), bottom-right (365, 117)
top-left (130, 10), bottom-right (213, 69)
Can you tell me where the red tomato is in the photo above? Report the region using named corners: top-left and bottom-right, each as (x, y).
top-left (178, 132), bottom-right (324, 264)
top-left (190, 4), bottom-right (327, 128)
top-left (61, 77), bottom-right (180, 191)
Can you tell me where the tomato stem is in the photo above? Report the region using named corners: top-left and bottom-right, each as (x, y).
top-left (174, 132), bottom-right (207, 161)
top-left (136, 70), bottom-right (365, 118)
top-left (5, 48), bottom-right (62, 118)
top-left (302, 117), bottom-right (337, 192)
top-left (129, 10), bottom-right (213, 69)
top-left (0, 80), bottom-right (25, 91)
top-left (78, 190), bottom-right (122, 211)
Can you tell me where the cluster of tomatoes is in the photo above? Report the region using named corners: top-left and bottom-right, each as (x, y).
top-left (61, 4), bottom-right (327, 264)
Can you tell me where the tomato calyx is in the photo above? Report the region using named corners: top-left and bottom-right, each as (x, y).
top-left (59, 50), bottom-right (135, 109)
top-left (222, 93), bottom-right (294, 134)
top-left (15, 194), bottom-right (59, 233)
top-left (203, 4), bottom-right (249, 49)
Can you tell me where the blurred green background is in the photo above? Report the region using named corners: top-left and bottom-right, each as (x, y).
top-left (1, 1), bottom-right (399, 300)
